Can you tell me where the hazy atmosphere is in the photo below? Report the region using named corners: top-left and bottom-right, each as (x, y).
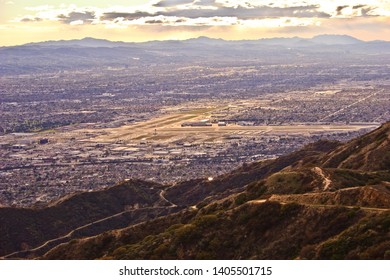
top-left (1, 0), bottom-right (390, 45)
top-left (1, 0), bottom-right (389, 264)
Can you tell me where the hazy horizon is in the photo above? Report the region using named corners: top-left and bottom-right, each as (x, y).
top-left (1, 0), bottom-right (390, 46)
top-left (4, 33), bottom-right (389, 48)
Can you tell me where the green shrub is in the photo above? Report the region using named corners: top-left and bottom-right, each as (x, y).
top-left (234, 193), bottom-right (247, 206)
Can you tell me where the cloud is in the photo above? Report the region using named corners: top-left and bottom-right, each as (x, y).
top-left (153, 0), bottom-right (195, 7)
top-left (69, 20), bottom-right (84, 26)
top-left (160, 4), bottom-right (330, 19)
top-left (98, 3), bottom-right (330, 26)
top-left (352, 5), bottom-right (366, 9)
top-left (333, 4), bottom-right (379, 18)
top-left (57, 11), bottom-right (96, 24)
top-left (359, 6), bottom-right (377, 17)
top-left (9, 0), bottom-right (390, 31)
top-left (20, 17), bottom-right (43, 22)
top-left (336, 5), bottom-right (348, 16)
top-left (101, 12), bottom-right (153, 21)
top-left (145, 19), bottom-right (164, 24)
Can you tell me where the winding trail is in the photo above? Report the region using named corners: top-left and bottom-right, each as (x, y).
top-left (2, 205), bottom-right (177, 259)
top-left (248, 197), bottom-right (389, 213)
top-left (159, 189), bottom-right (177, 208)
top-left (312, 167), bottom-right (332, 191)
top-left (2, 185), bottom-right (182, 259)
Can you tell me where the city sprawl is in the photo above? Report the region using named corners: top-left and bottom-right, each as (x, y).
top-left (1, 38), bottom-right (389, 207)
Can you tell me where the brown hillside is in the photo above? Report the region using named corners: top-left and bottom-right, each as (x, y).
top-left (0, 180), bottom-right (167, 257)
top-left (43, 200), bottom-right (389, 260)
top-left (268, 184), bottom-right (390, 209)
top-left (321, 122), bottom-right (390, 171)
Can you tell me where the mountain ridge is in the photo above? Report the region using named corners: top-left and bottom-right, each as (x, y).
top-left (17, 34), bottom-right (380, 48)
top-left (2, 34), bottom-right (390, 75)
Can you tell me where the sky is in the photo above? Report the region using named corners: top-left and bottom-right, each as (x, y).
top-left (1, 0), bottom-right (390, 46)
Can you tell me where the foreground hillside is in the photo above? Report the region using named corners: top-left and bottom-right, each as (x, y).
top-left (1, 122), bottom-right (389, 259)
top-left (0, 180), bottom-right (181, 258)
top-left (43, 196), bottom-right (389, 260)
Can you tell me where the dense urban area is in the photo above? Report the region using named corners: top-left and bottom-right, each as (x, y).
top-left (1, 38), bottom-right (389, 207)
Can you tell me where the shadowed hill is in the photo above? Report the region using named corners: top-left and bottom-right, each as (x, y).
top-left (43, 199), bottom-right (389, 260)
top-left (2, 122), bottom-right (389, 260)
top-left (0, 180), bottom-right (170, 257)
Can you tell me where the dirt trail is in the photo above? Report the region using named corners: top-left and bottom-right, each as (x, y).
top-left (159, 189), bottom-right (177, 207)
top-left (248, 197), bottom-right (389, 213)
top-left (2, 205), bottom-right (176, 259)
top-left (312, 167), bottom-right (332, 191)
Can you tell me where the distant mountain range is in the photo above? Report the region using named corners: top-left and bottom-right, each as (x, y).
top-left (20, 34), bottom-right (382, 48)
top-left (1, 121), bottom-right (389, 260)
top-left (1, 34), bottom-right (389, 75)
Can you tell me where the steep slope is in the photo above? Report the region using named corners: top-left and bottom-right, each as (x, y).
top-left (268, 184), bottom-right (390, 208)
top-left (320, 122), bottom-right (390, 171)
top-left (43, 200), bottom-right (389, 260)
top-left (0, 179), bottom-right (178, 257)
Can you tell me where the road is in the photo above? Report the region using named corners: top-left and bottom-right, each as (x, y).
top-left (318, 89), bottom-right (383, 122)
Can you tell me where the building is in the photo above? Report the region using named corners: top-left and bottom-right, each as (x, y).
top-left (38, 138), bottom-right (49, 145)
top-left (181, 122), bottom-right (212, 127)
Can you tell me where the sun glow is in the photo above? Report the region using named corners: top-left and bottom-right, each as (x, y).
top-left (0, 0), bottom-right (389, 45)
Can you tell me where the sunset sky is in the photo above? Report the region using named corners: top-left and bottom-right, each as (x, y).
top-left (1, 0), bottom-right (390, 46)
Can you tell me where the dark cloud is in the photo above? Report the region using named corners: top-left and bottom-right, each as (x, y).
top-left (352, 5), bottom-right (366, 9)
top-left (336, 5), bottom-right (348, 16)
top-left (165, 4), bottom-right (330, 19)
top-left (100, 4), bottom-right (330, 23)
top-left (101, 12), bottom-right (153, 21)
top-left (20, 17), bottom-right (42, 22)
top-left (153, 1), bottom-right (332, 19)
top-left (30, 2), bottom-right (333, 26)
top-left (354, 5), bottom-right (377, 17)
top-left (335, 5), bottom-right (378, 17)
top-left (57, 11), bottom-right (96, 24)
top-left (145, 19), bottom-right (164, 24)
